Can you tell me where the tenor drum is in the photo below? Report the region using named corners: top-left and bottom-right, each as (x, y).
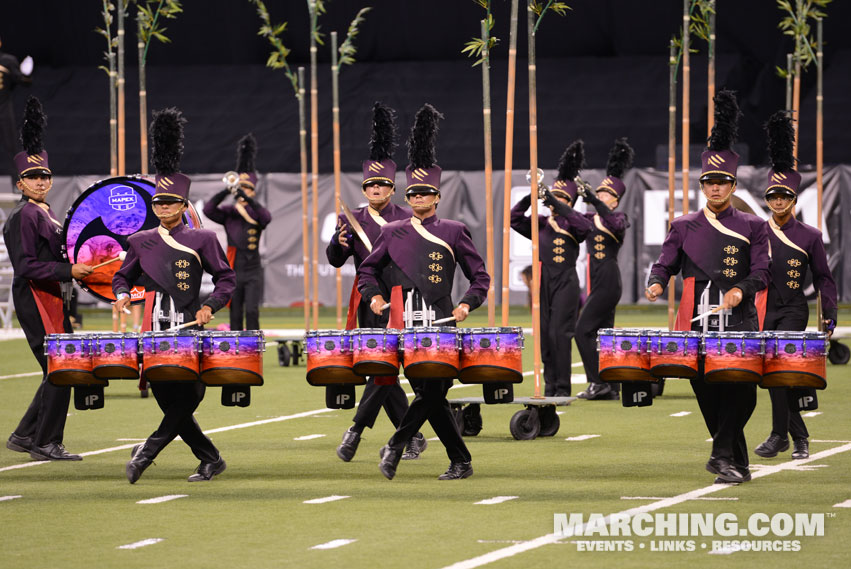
top-left (92, 332), bottom-right (140, 379)
top-left (140, 331), bottom-right (200, 382)
top-left (350, 328), bottom-right (401, 376)
top-left (200, 330), bottom-right (265, 386)
top-left (304, 330), bottom-right (364, 386)
top-left (597, 328), bottom-right (654, 382)
top-left (401, 327), bottom-right (460, 380)
top-left (45, 333), bottom-right (103, 386)
top-left (702, 331), bottom-right (763, 384)
top-left (649, 331), bottom-right (701, 379)
top-left (458, 327), bottom-right (524, 384)
top-left (762, 331), bottom-right (827, 389)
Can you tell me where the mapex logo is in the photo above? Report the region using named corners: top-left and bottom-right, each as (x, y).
top-left (108, 186), bottom-right (138, 211)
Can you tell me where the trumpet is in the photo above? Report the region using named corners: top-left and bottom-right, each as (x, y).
top-left (525, 168), bottom-right (549, 200)
top-left (222, 171), bottom-right (241, 195)
top-left (573, 175), bottom-right (593, 199)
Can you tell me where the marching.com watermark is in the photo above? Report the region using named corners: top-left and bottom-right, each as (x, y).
top-left (553, 512), bottom-right (833, 553)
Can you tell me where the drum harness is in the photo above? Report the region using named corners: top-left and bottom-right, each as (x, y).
top-left (153, 293), bottom-right (184, 332)
top-left (403, 290), bottom-right (435, 328)
top-left (698, 282), bottom-right (732, 333)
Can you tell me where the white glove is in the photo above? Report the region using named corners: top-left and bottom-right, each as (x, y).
top-left (21, 56), bottom-right (34, 76)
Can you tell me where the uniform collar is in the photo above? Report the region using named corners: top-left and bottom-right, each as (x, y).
top-left (770, 214), bottom-right (797, 232)
top-left (411, 213), bottom-right (438, 226)
top-left (161, 221), bottom-right (187, 236)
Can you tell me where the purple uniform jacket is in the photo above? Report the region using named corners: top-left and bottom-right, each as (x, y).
top-left (766, 216), bottom-right (837, 324)
top-left (203, 192), bottom-right (271, 253)
top-left (649, 206), bottom-right (770, 301)
top-left (510, 194), bottom-right (593, 269)
top-left (584, 206), bottom-right (629, 275)
top-left (4, 198), bottom-right (72, 285)
top-left (113, 222), bottom-right (235, 314)
top-left (326, 202), bottom-right (410, 269)
top-left (357, 214), bottom-right (490, 311)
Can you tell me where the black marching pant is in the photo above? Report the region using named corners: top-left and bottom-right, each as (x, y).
top-left (763, 301), bottom-right (810, 440)
top-left (12, 283), bottom-right (71, 447)
top-left (353, 378), bottom-right (409, 430)
top-left (575, 262), bottom-right (621, 389)
top-left (145, 381), bottom-right (220, 463)
top-left (230, 266), bottom-right (262, 331)
top-left (541, 266), bottom-right (580, 396)
top-left (690, 374), bottom-right (757, 467)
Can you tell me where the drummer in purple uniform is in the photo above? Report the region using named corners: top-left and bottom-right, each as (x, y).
top-left (203, 134), bottom-right (271, 331)
top-left (3, 97), bottom-right (93, 461)
top-left (358, 104), bottom-right (490, 480)
top-left (326, 102), bottom-right (426, 463)
top-left (753, 111), bottom-right (837, 461)
top-left (114, 108), bottom-right (236, 484)
top-left (511, 140), bottom-right (593, 397)
top-left (645, 91), bottom-right (770, 484)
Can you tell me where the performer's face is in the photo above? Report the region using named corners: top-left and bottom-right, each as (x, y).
top-left (597, 190), bottom-right (619, 209)
top-left (363, 182), bottom-right (394, 206)
top-left (239, 184), bottom-right (256, 200)
top-left (17, 174), bottom-right (52, 201)
top-left (153, 201), bottom-right (187, 226)
top-left (767, 193), bottom-right (795, 216)
top-left (700, 178), bottom-right (735, 208)
top-left (407, 192), bottom-right (439, 213)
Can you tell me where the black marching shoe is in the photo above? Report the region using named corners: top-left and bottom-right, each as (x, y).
top-left (126, 444), bottom-right (153, 484)
top-left (706, 457), bottom-right (744, 484)
top-left (336, 428), bottom-right (361, 462)
top-left (402, 432), bottom-right (428, 460)
top-left (754, 433), bottom-right (790, 458)
top-left (29, 442), bottom-right (82, 461)
top-left (188, 456), bottom-right (227, 482)
top-left (577, 383), bottom-right (617, 401)
top-left (438, 461), bottom-right (473, 480)
top-left (6, 433), bottom-right (32, 453)
top-left (378, 445), bottom-right (402, 480)
top-left (714, 465), bottom-right (751, 484)
top-left (791, 438), bottom-right (809, 459)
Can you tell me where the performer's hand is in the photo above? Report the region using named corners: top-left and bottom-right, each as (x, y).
top-left (71, 263), bottom-right (94, 279)
top-left (113, 296), bottom-right (131, 314)
top-left (369, 295), bottom-right (387, 315)
top-left (452, 303), bottom-right (470, 323)
top-left (722, 287), bottom-right (744, 309)
top-left (645, 283), bottom-right (663, 302)
top-left (337, 223), bottom-right (349, 247)
top-left (196, 305), bottom-right (214, 326)
top-left (824, 319), bottom-right (835, 338)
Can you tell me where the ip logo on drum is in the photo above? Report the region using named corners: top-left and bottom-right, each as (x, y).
top-left (108, 186), bottom-right (138, 211)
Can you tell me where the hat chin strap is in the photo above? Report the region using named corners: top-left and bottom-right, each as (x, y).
top-left (767, 197), bottom-right (796, 216)
top-left (702, 184), bottom-right (736, 206)
top-left (20, 177), bottom-right (52, 197)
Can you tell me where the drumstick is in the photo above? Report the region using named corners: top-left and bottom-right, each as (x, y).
top-left (690, 305), bottom-right (725, 323)
top-left (92, 251), bottom-right (127, 269)
top-left (380, 303), bottom-right (390, 311)
top-left (432, 315), bottom-right (457, 325)
top-left (166, 315), bottom-right (215, 331)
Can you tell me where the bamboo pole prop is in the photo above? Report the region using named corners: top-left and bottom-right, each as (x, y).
top-left (786, 53), bottom-right (793, 110)
top-left (308, 0), bottom-right (320, 330)
top-left (481, 19), bottom-right (496, 327)
top-left (331, 31), bottom-right (342, 329)
top-left (816, 18), bottom-right (823, 233)
top-left (108, 52), bottom-right (118, 177)
top-left (681, 0), bottom-right (690, 216)
top-left (501, 0), bottom-right (519, 326)
top-left (707, 0), bottom-right (715, 135)
top-left (138, 19), bottom-right (148, 175)
top-left (117, 1), bottom-right (126, 175)
top-left (667, 40), bottom-right (678, 330)
top-left (299, 67), bottom-right (310, 332)
top-left (526, 4), bottom-right (543, 399)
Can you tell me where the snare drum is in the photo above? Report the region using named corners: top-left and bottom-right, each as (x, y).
top-left (401, 327), bottom-right (460, 380)
top-left (597, 328), bottom-right (654, 382)
top-left (304, 330), bottom-right (364, 386)
top-left (458, 327), bottom-right (524, 384)
top-left (762, 331), bottom-right (827, 389)
top-left (350, 328), bottom-right (401, 376)
top-left (649, 331), bottom-right (701, 379)
top-left (701, 331), bottom-right (763, 384)
top-left (45, 333), bottom-right (102, 386)
top-left (140, 331), bottom-right (200, 382)
top-left (92, 332), bottom-right (140, 380)
top-left (200, 330), bottom-right (265, 386)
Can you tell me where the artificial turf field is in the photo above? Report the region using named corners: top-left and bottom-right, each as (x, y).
top-left (0, 305), bottom-right (849, 569)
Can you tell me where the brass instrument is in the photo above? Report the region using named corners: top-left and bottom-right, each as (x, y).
top-left (222, 171), bottom-right (241, 195)
top-left (573, 175), bottom-right (593, 199)
top-left (525, 168), bottom-right (549, 199)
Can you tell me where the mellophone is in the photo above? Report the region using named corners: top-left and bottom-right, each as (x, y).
top-left (597, 328), bottom-right (828, 389)
top-left (304, 327), bottom-right (525, 385)
top-left (45, 330), bottom-right (266, 388)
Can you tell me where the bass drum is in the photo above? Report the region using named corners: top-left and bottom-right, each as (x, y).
top-left (62, 176), bottom-right (202, 303)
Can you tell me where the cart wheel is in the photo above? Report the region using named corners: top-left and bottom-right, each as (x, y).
top-left (829, 340), bottom-right (850, 365)
top-left (538, 406), bottom-right (560, 437)
top-left (291, 341), bottom-right (303, 366)
top-left (278, 342), bottom-right (291, 367)
top-left (461, 404), bottom-right (483, 436)
top-left (510, 407), bottom-right (540, 440)
top-left (651, 379), bottom-right (665, 397)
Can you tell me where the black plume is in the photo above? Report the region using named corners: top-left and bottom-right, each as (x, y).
top-left (20, 96), bottom-right (47, 155)
top-left (407, 103), bottom-right (443, 169)
top-left (236, 133), bottom-right (257, 173)
top-left (556, 139), bottom-right (585, 181)
top-left (606, 137), bottom-right (634, 178)
top-left (150, 107), bottom-right (186, 175)
top-left (369, 102), bottom-right (397, 161)
top-left (707, 89), bottom-right (741, 151)
top-left (765, 111), bottom-right (796, 173)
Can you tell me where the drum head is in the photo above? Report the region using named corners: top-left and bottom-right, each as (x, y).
top-left (62, 176), bottom-right (202, 304)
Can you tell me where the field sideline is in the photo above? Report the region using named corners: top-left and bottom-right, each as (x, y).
top-left (0, 305), bottom-right (849, 569)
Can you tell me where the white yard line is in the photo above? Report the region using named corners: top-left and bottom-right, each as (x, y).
top-left (136, 495), bottom-right (188, 504)
top-left (475, 496), bottom-right (519, 505)
top-left (0, 372), bottom-right (41, 380)
top-left (564, 435), bottom-right (600, 442)
top-left (294, 434), bottom-right (326, 441)
top-left (303, 495), bottom-right (350, 504)
top-left (0, 495), bottom-right (23, 502)
top-left (833, 499), bottom-right (851, 508)
top-left (621, 496), bottom-right (738, 501)
top-left (310, 539), bottom-right (357, 550)
top-left (440, 442), bottom-right (851, 569)
top-left (670, 411), bottom-right (692, 417)
top-left (116, 538), bottom-right (164, 550)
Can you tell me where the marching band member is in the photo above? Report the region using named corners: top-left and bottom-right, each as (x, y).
top-left (646, 91), bottom-right (769, 484)
top-left (203, 134), bottom-right (271, 331)
top-left (576, 139), bottom-right (634, 401)
top-left (510, 140), bottom-right (593, 397)
top-left (3, 97), bottom-right (92, 461)
top-left (326, 102), bottom-right (425, 463)
top-left (114, 108), bottom-right (235, 483)
top-left (754, 111), bottom-right (837, 461)
top-left (359, 104), bottom-right (490, 480)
